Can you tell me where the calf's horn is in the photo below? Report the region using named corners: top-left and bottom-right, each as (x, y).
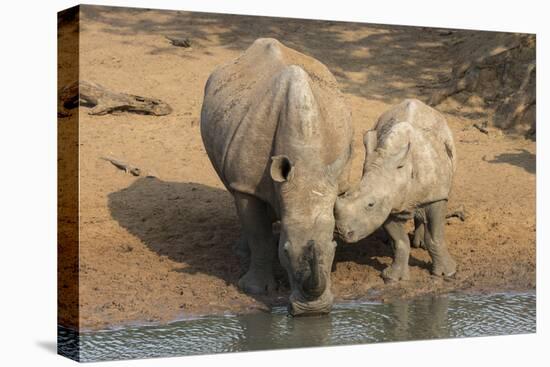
top-left (363, 130), bottom-right (378, 175)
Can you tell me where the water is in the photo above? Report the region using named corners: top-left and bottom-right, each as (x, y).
top-left (58, 292), bottom-right (536, 362)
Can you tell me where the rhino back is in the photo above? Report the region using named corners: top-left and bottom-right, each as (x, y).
top-left (375, 99), bottom-right (456, 205)
top-left (200, 38), bottom-right (352, 204)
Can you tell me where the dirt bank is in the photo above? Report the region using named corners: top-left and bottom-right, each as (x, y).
top-left (58, 6), bottom-right (536, 331)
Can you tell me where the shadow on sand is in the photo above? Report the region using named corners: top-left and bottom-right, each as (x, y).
top-left (485, 149), bottom-right (536, 174)
top-left (80, 5), bottom-right (495, 122)
top-left (108, 178), bottom-right (429, 306)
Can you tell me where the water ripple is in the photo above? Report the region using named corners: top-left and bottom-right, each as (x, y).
top-left (58, 292), bottom-right (536, 362)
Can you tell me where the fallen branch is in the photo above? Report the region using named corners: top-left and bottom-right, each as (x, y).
top-left (166, 36), bottom-right (191, 48)
top-left (101, 156), bottom-right (159, 178)
top-left (473, 123), bottom-right (489, 135)
top-left (446, 205), bottom-right (467, 222)
top-left (58, 80), bottom-right (172, 116)
top-left (101, 156), bottom-right (141, 176)
top-left (438, 30), bottom-right (454, 36)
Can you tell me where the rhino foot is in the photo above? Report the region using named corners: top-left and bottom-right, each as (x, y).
top-left (431, 257), bottom-right (457, 277)
top-left (238, 269), bottom-right (276, 295)
top-left (411, 237), bottom-right (426, 249)
top-left (412, 221), bottom-right (426, 249)
top-left (382, 264), bottom-right (410, 283)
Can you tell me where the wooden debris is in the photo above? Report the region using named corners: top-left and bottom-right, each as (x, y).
top-left (166, 36), bottom-right (191, 48)
top-left (101, 157), bottom-right (141, 176)
top-left (58, 81), bottom-right (172, 116)
top-left (446, 205), bottom-right (467, 222)
top-left (438, 30), bottom-right (454, 36)
top-left (100, 156), bottom-right (159, 178)
top-left (473, 122), bottom-right (489, 135)
top-left (459, 139), bottom-right (480, 145)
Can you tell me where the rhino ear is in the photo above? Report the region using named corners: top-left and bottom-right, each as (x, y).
top-left (392, 142), bottom-right (411, 169)
top-left (383, 122), bottom-right (412, 169)
top-left (362, 130), bottom-right (378, 174)
top-left (270, 155), bottom-right (294, 183)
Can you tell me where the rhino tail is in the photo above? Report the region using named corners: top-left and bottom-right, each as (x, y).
top-left (444, 139), bottom-right (457, 172)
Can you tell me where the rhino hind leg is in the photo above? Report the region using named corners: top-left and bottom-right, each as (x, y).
top-left (234, 192), bottom-right (277, 295)
top-left (382, 218), bottom-right (411, 282)
top-left (412, 209), bottom-right (426, 249)
top-left (424, 200), bottom-right (457, 277)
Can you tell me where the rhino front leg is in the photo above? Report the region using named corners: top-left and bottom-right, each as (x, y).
top-left (232, 234), bottom-right (250, 276)
top-left (412, 209), bottom-right (426, 249)
top-left (234, 192), bottom-right (277, 294)
top-left (424, 200), bottom-right (457, 277)
top-left (382, 218), bottom-right (411, 282)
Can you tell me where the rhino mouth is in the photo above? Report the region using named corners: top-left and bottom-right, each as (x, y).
top-left (335, 225), bottom-right (359, 243)
top-left (288, 289), bottom-right (334, 316)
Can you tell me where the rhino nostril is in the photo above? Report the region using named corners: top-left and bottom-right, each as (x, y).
top-left (347, 231), bottom-right (355, 239)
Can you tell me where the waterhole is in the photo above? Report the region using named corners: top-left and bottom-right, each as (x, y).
top-left (58, 292), bottom-right (535, 362)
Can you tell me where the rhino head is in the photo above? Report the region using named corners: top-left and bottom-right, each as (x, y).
top-left (270, 151), bottom-right (347, 315)
top-left (335, 122), bottom-right (414, 243)
top-left (267, 65), bottom-right (352, 315)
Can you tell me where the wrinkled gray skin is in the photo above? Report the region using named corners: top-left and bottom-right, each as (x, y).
top-left (335, 99), bottom-right (457, 281)
top-left (200, 38), bottom-right (353, 314)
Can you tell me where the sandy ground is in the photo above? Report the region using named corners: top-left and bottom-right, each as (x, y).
top-left (58, 6), bottom-right (536, 330)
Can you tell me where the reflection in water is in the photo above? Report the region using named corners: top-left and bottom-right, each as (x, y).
top-left (58, 292), bottom-right (536, 362)
top-left (234, 310), bottom-right (334, 351)
top-left (386, 295), bottom-right (450, 341)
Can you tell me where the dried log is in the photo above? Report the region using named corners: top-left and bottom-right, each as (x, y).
top-left (166, 36), bottom-right (191, 48)
top-left (446, 205), bottom-right (467, 222)
top-left (101, 156), bottom-right (141, 176)
top-left (473, 123), bottom-right (489, 135)
top-left (101, 156), bottom-right (159, 178)
top-left (58, 80), bottom-right (172, 116)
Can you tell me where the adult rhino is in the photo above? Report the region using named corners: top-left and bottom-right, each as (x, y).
top-left (334, 99), bottom-right (457, 282)
top-left (200, 38), bottom-right (353, 315)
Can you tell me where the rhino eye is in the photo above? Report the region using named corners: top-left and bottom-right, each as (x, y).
top-left (366, 201), bottom-right (375, 209)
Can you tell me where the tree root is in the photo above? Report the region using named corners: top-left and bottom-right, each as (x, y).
top-left (425, 34), bottom-right (535, 133)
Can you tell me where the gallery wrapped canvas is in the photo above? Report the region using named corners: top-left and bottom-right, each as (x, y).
top-left (58, 4), bottom-right (536, 362)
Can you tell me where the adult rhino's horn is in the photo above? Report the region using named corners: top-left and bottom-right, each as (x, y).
top-left (303, 241), bottom-right (326, 299)
top-left (363, 130), bottom-right (378, 174)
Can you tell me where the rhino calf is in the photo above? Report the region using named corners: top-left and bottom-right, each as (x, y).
top-left (334, 99), bottom-right (457, 282)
